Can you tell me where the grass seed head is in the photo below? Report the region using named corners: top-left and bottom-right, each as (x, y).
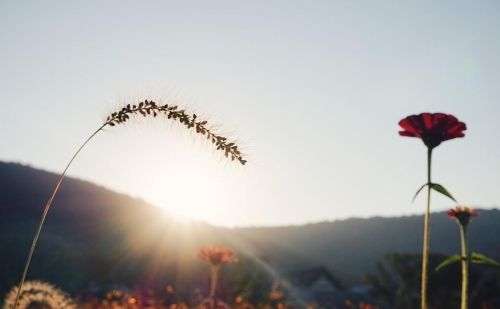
top-left (105, 100), bottom-right (247, 165)
top-left (3, 281), bottom-right (76, 309)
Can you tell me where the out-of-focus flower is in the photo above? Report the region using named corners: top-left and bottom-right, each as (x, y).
top-left (233, 296), bottom-right (255, 309)
top-left (448, 206), bottom-right (478, 226)
top-left (235, 296), bottom-right (243, 304)
top-left (343, 300), bottom-right (378, 309)
top-left (398, 113), bottom-right (466, 149)
top-left (165, 285), bottom-right (174, 295)
top-left (269, 290), bottom-right (284, 301)
top-left (344, 299), bottom-right (354, 308)
top-left (198, 245), bottom-right (237, 266)
top-left (170, 303), bottom-right (189, 309)
top-left (127, 296), bottom-right (138, 304)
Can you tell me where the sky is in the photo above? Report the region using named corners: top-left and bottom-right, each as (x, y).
top-left (0, 1), bottom-right (499, 227)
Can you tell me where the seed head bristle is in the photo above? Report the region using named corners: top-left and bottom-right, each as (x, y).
top-left (104, 100), bottom-right (247, 165)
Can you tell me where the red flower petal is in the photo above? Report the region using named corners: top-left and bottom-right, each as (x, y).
top-left (198, 245), bottom-right (236, 266)
top-left (399, 130), bottom-right (417, 137)
top-left (447, 206), bottom-right (478, 225)
top-left (398, 112), bottom-right (466, 148)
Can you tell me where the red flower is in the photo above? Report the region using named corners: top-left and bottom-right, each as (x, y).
top-left (398, 113), bottom-right (466, 148)
top-left (448, 206), bottom-right (478, 226)
top-left (198, 245), bottom-right (237, 266)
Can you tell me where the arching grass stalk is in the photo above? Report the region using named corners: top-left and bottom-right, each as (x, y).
top-left (13, 100), bottom-right (246, 309)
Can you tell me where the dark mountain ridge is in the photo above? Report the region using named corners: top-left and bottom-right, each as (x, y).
top-left (1, 161), bottom-right (499, 295)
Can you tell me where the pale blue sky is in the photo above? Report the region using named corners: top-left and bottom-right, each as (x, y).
top-left (1, 1), bottom-right (499, 226)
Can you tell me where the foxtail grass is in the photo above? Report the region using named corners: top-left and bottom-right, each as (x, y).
top-left (13, 99), bottom-right (246, 308)
top-left (4, 280), bottom-right (76, 309)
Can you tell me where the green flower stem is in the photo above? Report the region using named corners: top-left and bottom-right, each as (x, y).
top-left (459, 224), bottom-right (469, 309)
top-left (209, 265), bottom-right (220, 309)
top-left (421, 147), bottom-right (432, 309)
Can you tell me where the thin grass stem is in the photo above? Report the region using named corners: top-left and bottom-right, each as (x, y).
top-left (12, 124), bottom-right (105, 308)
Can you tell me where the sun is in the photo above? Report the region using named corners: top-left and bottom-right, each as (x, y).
top-left (127, 148), bottom-right (238, 226)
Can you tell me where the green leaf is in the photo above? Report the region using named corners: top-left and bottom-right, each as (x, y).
top-left (429, 183), bottom-right (456, 202)
top-left (412, 183), bottom-right (428, 202)
top-left (436, 255), bottom-right (461, 271)
top-left (470, 252), bottom-right (500, 267)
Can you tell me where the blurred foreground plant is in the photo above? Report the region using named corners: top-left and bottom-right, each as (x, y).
top-left (198, 245), bottom-right (237, 309)
top-left (14, 100), bottom-right (246, 308)
top-left (399, 112), bottom-right (466, 309)
top-left (344, 300), bottom-right (378, 309)
top-left (3, 280), bottom-right (76, 309)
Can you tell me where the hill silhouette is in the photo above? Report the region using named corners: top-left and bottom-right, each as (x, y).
top-left (1, 161), bottom-right (499, 296)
